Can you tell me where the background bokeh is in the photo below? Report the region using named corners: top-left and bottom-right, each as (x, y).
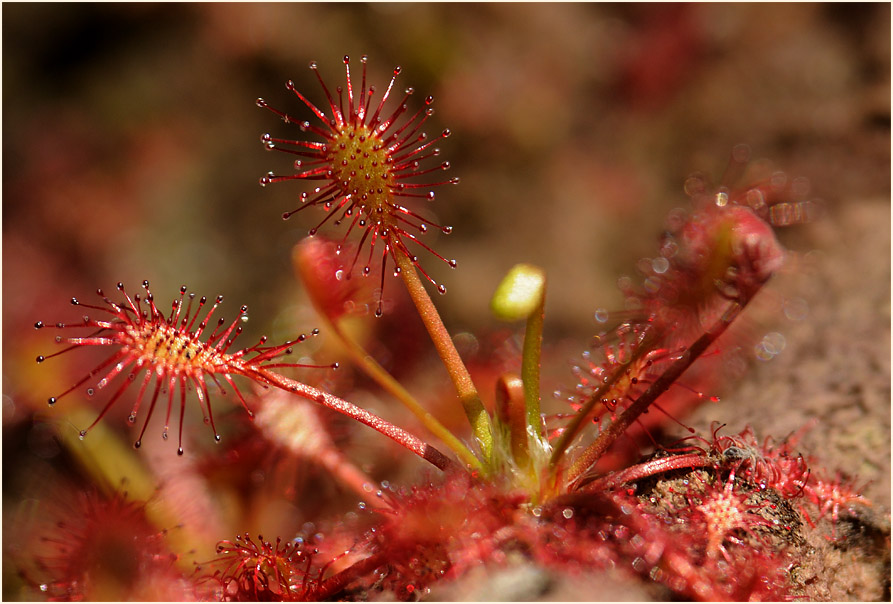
top-left (3, 3), bottom-right (890, 599)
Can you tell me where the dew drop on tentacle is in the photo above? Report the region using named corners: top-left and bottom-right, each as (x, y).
top-left (437, 284), bottom-right (447, 295)
top-left (34, 321), bottom-right (44, 329)
top-left (47, 397), bottom-right (56, 407)
top-left (78, 430), bottom-right (87, 441)
top-left (256, 98), bottom-right (268, 108)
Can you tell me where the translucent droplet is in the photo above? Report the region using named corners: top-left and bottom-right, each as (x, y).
top-left (334, 269), bottom-right (345, 281)
top-left (651, 257), bottom-right (670, 274)
top-left (755, 331), bottom-right (786, 361)
top-left (683, 175), bottom-right (707, 197)
top-left (783, 297), bottom-right (809, 322)
top-left (731, 143), bottom-right (751, 164)
top-left (594, 308), bottom-right (609, 323)
top-left (437, 284), bottom-right (447, 295)
top-left (791, 176), bottom-right (811, 198)
top-left (78, 430), bottom-right (86, 440)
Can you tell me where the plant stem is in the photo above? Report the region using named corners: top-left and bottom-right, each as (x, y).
top-left (251, 367), bottom-right (454, 471)
top-left (315, 552), bottom-right (388, 600)
top-left (320, 312), bottom-right (483, 470)
top-left (495, 373), bottom-right (530, 466)
top-left (491, 263), bottom-right (547, 448)
top-left (393, 250), bottom-right (493, 465)
top-left (581, 452), bottom-right (712, 492)
top-left (521, 285), bottom-right (545, 440)
top-left (565, 302), bottom-right (742, 486)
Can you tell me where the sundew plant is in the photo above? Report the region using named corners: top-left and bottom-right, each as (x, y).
top-left (4, 5), bottom-right (890, 603)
